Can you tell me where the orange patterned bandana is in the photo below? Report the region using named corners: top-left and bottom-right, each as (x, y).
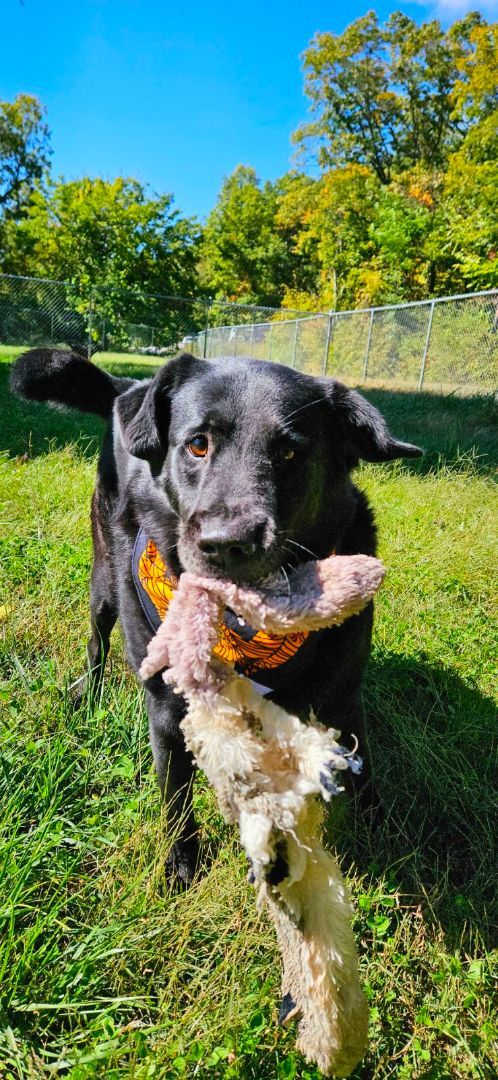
top-left (137, 537), bottom-right (309, 678)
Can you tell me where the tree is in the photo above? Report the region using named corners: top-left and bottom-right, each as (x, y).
top-left (277, 165), bottom-right (376, 308)
top-left (442, 133), bottom-right (498, 292)
top-left (440, 21), bottom-right (498, 291)
top-left (293, 10), bottom-right (483, 184)
top-left (276, 162), bottom-right (453, 309)
top-left (0, 94), bottom-right (51, 216)
top-left (199, 165), bottom-right (313, 309)
top-left (1, 176), bottom-right (201, 342)
top-left (4, 175), bottom-right (199, 288)
top-left (2, 9), bottom-right (497, 322)
top-left (281, 10), bottom-right (498, 307)
top-left (450, 15), bottom-right (498, 123)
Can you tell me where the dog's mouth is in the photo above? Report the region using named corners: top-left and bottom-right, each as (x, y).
top-left (176, 534), bottom-right (290, 589)
top-left (174, 510), bottom-right (291, 588)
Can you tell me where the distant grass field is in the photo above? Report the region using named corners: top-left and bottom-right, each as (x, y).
top-left (0, 346), bottom-right (496, 1079)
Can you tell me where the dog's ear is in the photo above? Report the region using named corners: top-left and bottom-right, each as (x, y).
top-left (115, 353), bottom-right (203, 468)
top-left (323, 380), bottom-right (423, 465)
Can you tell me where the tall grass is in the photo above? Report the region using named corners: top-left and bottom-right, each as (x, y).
top-left (0, 350), bottom-right (496, 1078)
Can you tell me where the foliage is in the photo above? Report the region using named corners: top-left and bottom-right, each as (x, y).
top-left (0, 349), bottom-right (497, 1077)
top-left (199, 166), bottom-right (316, 308)
top-left (441, 120), bottom-right (498, 293)
top-left (277, 164), bottom-right (446, 308)
top-left (3, 175), bottom-right (200, 296)
top-left (440, 22), bottom-right (498, 293)
top-left (276, 12), bottom-right (498, 309)
top-left (293, 10), bottom-right (482, 182)
top-left (200, 12), bottom-right (498, 313)
top-left (0, 94), bottom-right (51, 217)
top-left (1, 177), bottom-right (201, 338)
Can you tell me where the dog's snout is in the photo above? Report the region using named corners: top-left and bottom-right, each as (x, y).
top-left (199, 535), bottom-right (256, 562)
top-left (197, 519), bottom-right (266, 571)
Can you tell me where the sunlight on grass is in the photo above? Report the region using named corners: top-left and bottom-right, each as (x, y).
top-left (0, 350), bottom-right (496, 1078)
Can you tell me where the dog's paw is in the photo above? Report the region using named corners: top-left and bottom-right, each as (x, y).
top-left (165, 839), bottom-right (201, 891)
top-left (69, 672), bottom-right (102, 712)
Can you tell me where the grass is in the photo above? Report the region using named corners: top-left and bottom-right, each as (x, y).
top-left (0, 346), bottom-right (497, 1079)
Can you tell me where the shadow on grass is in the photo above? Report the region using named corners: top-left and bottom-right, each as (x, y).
top-left (361, 386), bottom-right (497, 475)
top-left (334, 651), bottom-right (497, 951)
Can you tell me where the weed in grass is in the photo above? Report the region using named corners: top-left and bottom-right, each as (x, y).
top-left (0, 350), bottom-right (496, 1078)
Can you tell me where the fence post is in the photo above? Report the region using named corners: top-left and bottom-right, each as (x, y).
top-left (87, 292), bottom-right (94, 359)
top-left (419, 300), bottom-right (435, 391)
top-left (250, 323), bottom-right (255, 357)
top-left (268, 322), bottom-right (273, 361)
top-left (203, 298), bottom-right (212, 358)
top-left (322, 313), bottom-right (334, 375)
top-left (362, 308), bottom-right (374, 381)
top-left (291, 319), bottom-right (300, 368)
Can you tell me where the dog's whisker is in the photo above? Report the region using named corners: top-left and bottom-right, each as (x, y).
top-left (280, 565), bottom-right (291, 596)
top-left (281, 543), bottom-right (300, 567)
top-left (160, 540), bottom-right (180, 556)
top-left (281, 397), bottom-right (326, 424)
top-left (284, 537), bottom-right (320, 561)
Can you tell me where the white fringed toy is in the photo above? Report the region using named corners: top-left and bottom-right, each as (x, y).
top-left (140, 553), bottom-right (385, 1077)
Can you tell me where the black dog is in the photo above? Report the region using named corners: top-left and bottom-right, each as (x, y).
top-left (12, 349), bottom-right (422, 883)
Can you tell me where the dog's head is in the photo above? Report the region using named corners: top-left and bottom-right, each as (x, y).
top-left (116, 353), bottom-right (422, 584)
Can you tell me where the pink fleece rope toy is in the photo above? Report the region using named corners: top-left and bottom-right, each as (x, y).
top-left (140, 553), bottom-right (385, 1077)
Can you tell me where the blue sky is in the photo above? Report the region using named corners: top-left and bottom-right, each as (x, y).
top-left (2, 0), bottom-right (497, 220)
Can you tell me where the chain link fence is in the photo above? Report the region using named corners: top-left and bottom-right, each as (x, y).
top-left (0, 275), bottom-right (88, 352)
top-left (0, 274), bottom-right (299, 361)
top-left (192, 292), bottom-right (498, 393)
top-left (0, 273), bottom-right (496, 392)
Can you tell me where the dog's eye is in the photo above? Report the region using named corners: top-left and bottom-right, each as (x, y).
top-left (278, 445), bottom-right (295, 462)
top-left (187, 435), bottom-right (209, 458)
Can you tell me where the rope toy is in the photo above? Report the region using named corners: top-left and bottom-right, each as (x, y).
top-left (140, 553), bottom-right (385, 1077)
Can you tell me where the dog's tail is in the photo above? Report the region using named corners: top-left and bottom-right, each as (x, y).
top-left (11, 348), bottom-right (136, 420)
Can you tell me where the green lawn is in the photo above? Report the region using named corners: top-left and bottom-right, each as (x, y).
top-left (0, 348), bottom-right (496, 1079)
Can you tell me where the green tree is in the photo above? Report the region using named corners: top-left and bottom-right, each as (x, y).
top-left (8, 176), bottom-right (198, 292)
top-left (200, 165), bottom-right (313, 309)
top-left (276, 163), bottom-right (451, 309)
top-left (293, 10), bottom-right (483, 183)
top-left (1, 176), bottom-right (201, 342)
top-left (450, 14), bottom-right (498, 122)
top-left (283, 10), bottom-right (498, 307)
top-left (277, 165), bottom-right (375, 308)
top-left (0, 94), bottom-right (51, 216)
top-left (439, 21), bottom-right (498, 291)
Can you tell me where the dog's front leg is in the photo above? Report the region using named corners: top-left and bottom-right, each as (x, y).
top-left (73, 489), bottom-right (118, 707)
top-left (145, 676), bottom-right (200, 887)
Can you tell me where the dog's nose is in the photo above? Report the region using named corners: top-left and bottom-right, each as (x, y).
top-left (197, 522), bottom-right (264, 570)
